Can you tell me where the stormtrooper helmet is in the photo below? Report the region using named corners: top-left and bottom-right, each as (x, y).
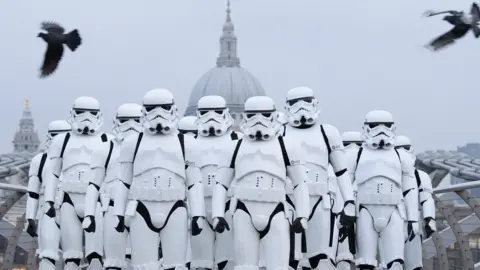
top-left (242, 96), bottom-right (277, 141)
top-left (362, 110), bottom-right (396, 150)
top-left (178, 116), bottom-right (198, 137)
top-left (141, 88), bottom-right (179, 135)
top-left (341, 131), bottom-right (363, 150)
top-left (196, 95), bottom-right (232, 137)
top-left (69, 96), bottom-right (103, 135)
top-left (45, 120), bottom-right (71, 149)
top-left (113, 103), bottom-right (143, 141)
top-left (395, 135), bottom-right (415, 161)
top-left (285, 86), bottom-right (320, 127)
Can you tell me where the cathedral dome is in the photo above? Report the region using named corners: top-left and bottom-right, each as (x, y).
top-left (185, 66), bottom-right (265, 116)
top-left (184, 0), bottom-right (266, 126)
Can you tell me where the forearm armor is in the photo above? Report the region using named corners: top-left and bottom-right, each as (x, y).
top-left (330, 151), bottom-right (355, 203)
top-left (287, 165), bottom-right (309, 219)
top-left (402, 174), bottom-right (419, 222)
top-left (26, 174), bottom-right (41, 220)
top-left (186, 166), bottom-right (206, 217)
top-left (212, 167), bottom-right (234, 219)
top-left (84, 167), bottom-right (105, 216)
top-left (113, 162), bottom-right (133, 216)
top-left (44, 157), bottom-right (62, 203)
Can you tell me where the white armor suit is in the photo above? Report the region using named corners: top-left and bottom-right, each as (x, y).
top-left (178, 116), bottom-right (199, 137)
top-left (335, 131), bottom-right (362, 270)
top-left (348, 110), bottom-right (419, 270)
top-left (26, 120), bottom-right (71, 270)
top-left (395, 135), bottom-right (436, 270)
top-left (113, 88), bottom-right (206, 270)
top-left (82, 103), bottom-right (143, 270)
top-left (189, 95), bottom-right (240, 270)
top-left (212, 96), bottom-right (310, 270)
top-left (282, 87), bottom-right (356, 270)
top-left (43, 96), bottom-right (108, 270)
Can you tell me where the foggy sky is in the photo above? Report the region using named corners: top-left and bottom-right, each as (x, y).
top-left (0, 0), bottom-right (478, 153)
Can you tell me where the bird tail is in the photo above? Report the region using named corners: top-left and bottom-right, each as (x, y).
top-left (65, 29), bottom-right (82, 51)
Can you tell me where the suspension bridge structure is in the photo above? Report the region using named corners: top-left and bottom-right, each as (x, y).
top-left (1, 100), bottom-right (480, 269)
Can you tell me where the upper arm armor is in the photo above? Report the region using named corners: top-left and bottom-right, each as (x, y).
top-left (321, 124), bottom-right (348, 172)
top-left (399, 151), bottom-right (416, 191)
top-left (418, 170), bottom-right (433, 193)
top-left (184, 135), bottom-right (199, 169)
top-left (28, 154), bottom-right (42, 178)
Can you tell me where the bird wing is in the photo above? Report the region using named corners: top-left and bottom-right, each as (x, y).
top-left (427, 25), bottom-right (470, 51)
top-left (423, 10), bottom-right (461, 17)
top-left (39, 43), bottom-right (64, 78)
top-left (471, 3), bottom-right (480, 21)
top-left (40, 21), bottom-right (65, 34)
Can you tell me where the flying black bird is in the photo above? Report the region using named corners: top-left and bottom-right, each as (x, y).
top-left (37, 21), bottom-right (82, 78)
top-left (424, 3), bottom-right (480, 51)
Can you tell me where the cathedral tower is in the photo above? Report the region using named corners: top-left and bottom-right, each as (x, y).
top-left (12, 98), bottom-right (40, 153)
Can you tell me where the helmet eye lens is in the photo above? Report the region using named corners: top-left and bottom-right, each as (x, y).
top-left (214, 110), bottom-right (223, 115)
top-left (118, 117), bottom-right (141, 124)
top-left (246, 113), bottom-right (255, 119)
top-left (50, 132), bottom-right (58, 137)
top-left (403, 145), bottom-right (411, 151)
top-left (262, 113), bottom-right (271, 118)
top-left (287, 97), bottom-right (313, 106)
top-left (160, 104), bottom-right (172, 110)
top-left (74, 109), bottom-right (98, 116)
top-left (144, 106), bottom-right (155, 112)
top-left (368, 123), bottom-right (378, 129)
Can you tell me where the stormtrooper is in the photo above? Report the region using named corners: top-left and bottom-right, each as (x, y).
top-left (282, 87), bottom-right (356, 270)
top-left (334, 131), bottom-right (363, 270)
top-left (82, 103), bottom-right (143, 270)
top-left (26, 120), bottom-right (71, 270)
top-left (178, 115), bottom-right (199, 137)
top-left (43, 96), bottom-right (109, 270)
top-left (113, 88), bottom-right (206, 270)
top-left (212, 95), bottom-right (310, 270)
top-left (395, 135), bottom-right (436, 270)
top-left (188, 95), bottom-right (240, 270)
top-left (348, 110), bottom-right (419, 270)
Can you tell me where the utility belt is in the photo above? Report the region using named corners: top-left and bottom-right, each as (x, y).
top-left (234, 187), bottom-right (286, 203)
top-left (61, 180), bottom-right (88, 194)
top-left (128, 186), bottom-right (186, 202)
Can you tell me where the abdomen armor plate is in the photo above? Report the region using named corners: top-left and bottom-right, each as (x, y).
top-left (233, 139), bottom-right (286, 203)
top-left (355, 148), bottom-right (403, 205)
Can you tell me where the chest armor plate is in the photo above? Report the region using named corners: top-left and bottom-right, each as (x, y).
top-left (234, 139), bottom-right (286, 181)
top-left (62, 135), bottom-right (103, 179)
top-left (133, 134), bottom-right (186, 179)
top-left (196, 135), bottom-right (229, 168)
top-left (355, 148), bottom-right (402, 186)
top-left (286, 126), bottom-right (329, 175)
top-left (104, 144), bottom-right (121, 183)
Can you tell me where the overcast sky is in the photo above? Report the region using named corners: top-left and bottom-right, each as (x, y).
top-left (0, 0), bottom-right (478, 153)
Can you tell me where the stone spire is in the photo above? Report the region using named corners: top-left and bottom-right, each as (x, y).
top-left (12, 98), bottom-right (40, 153)
top-left (216, 0), bottom-right (241, 67)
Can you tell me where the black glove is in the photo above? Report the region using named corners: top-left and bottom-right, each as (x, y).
top-left (115, 216), bottom-right (125, 233)
top-left (45, 201), bottom-right (56, 218)
top-left (407, 221), bottom-right (417, 242)
top-left (83, 216), bottom-right (96, 233)
top-left (191, 216), bottom-right (204, 236)
top-left (340, 200), bottom-right (356, 227)
top-left (424, 217), bottom-right (436, 238)
top-left (26, 219), bottom-right (37, 237)
top-left (291, 217), bottom-right (306, 233)
top-left (213, 217), bottom-right (230, 233)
